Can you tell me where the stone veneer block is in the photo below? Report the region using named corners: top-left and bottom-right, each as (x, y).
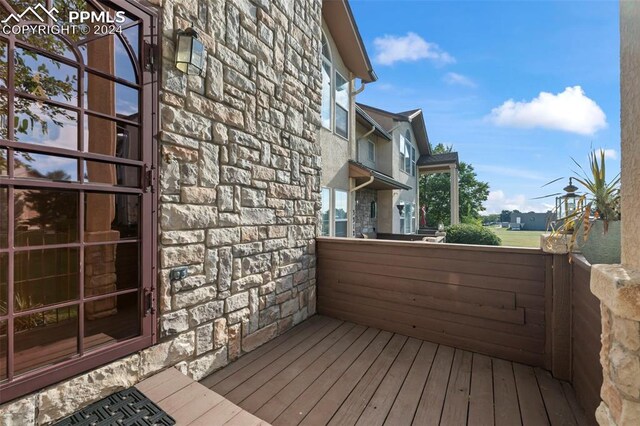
top-left (591, 265), bottom-right (640, 322)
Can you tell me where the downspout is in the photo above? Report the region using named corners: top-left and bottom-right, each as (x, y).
top-left (352, 80), bottom-right (367, 96)
top-left (350, 175), bottom-right (374, 192)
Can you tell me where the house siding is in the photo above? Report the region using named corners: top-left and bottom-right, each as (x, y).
top-left (0, 0), bottom-right (322, 423)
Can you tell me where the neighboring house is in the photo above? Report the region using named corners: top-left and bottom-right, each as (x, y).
top-left (318, 0), bottom-right (376, 238)
top-left (354, 104), bottom-right (461, 235)
top-left (510, 211), bottom-right (555, 231)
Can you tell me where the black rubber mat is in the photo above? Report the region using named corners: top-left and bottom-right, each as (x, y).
top-left (54, 387), bottom-right (176, 426)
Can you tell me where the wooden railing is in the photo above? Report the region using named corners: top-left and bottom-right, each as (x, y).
top-left (316, 237), bottom-right (548, 366)
top-left (316, 237), bottom-right (604, 423)
top-left (570, 255), bottom-right (602, 422)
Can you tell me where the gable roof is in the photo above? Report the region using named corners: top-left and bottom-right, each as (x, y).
top-left (322, 0), bottom-right (377, 83)
top-left (357, 103), bottom-right (431, 155)
top-left (355, 105), bottom-right (392, 140)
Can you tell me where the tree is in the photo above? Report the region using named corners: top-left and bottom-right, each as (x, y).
top-left (419, 144), bottom-right (489, 226)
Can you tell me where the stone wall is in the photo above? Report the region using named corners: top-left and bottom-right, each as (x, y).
top-left (0, 0), bottom-right (322, 423)
top-left (590, 3), bottom-right (640, 425)
top-left (354, 189), bottom-right (377, 236)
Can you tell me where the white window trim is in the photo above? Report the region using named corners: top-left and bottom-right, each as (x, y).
top-left (334, 189), bottom-right (349, 237)
top-left (334, 69), bottom-right (349, 140)
top-left (367, 139), bottom-right (375, 163)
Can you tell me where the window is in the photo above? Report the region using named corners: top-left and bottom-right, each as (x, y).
top-left (0, 1), bottom-right (157, 402)
top-left (334, 190), bottom-right (348, 237)
top-left (400, 130), bottom-right (416, 176)
top-left (321, 35), bottom-right (331, 130)
top-left (370, 201), bottom-right (377, 219)
top-left (334, 72), bottom-right (349, 138)
top-left (321, 188), bottom-right (331, 236)
top-left (319, 32), bottom-right (350, 139)
top-left (367, 140), bottom-right (375, 163)
top-left (401, 203), bottom-right (416, 234)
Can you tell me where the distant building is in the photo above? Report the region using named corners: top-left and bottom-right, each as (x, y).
top-left (509, 211), bottom-right (556, 231)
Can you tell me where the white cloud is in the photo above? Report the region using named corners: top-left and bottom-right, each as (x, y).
top-left (443, 72), bottom-right (476, 88)
top-left (601, 148), bottom-right (618, 160)
top-left (487, 86), bottom-right (607, 135)
top-left (483, 190), bottom-right (553, 214)
top-left (373, 32), bottom-right (455, 66)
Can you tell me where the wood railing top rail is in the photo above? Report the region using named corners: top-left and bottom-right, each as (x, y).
top-left (316, 236), bottom-right (545, 255)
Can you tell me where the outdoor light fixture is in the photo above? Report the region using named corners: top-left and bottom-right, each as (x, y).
top-left (175, 28), bottom-right (205, 76)
top-left (396, 204), bottom-right (404, 215)
top-left (556, 177), bottom-right (579, 220)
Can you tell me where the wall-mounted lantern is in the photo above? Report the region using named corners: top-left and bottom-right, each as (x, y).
top-left (396, 204), bottom-right (404, 216)
top-left (175, 28), bottom-right (205, 76)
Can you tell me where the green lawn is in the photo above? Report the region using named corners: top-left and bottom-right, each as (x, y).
top-left (488, 226), bottom-right (543, 248)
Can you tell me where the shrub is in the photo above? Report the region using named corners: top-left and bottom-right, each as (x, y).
top-left (446, 224), bottom-right (502, 246)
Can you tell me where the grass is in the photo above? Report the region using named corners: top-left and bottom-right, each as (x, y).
top-left (488, 226), bottom-right (543, 248)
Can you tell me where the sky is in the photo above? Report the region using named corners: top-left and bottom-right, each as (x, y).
top-left (350, 0), bottom-right (620, 214)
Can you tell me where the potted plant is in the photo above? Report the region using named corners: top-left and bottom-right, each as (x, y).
top-left (546, 149), bottom-right (621, 264)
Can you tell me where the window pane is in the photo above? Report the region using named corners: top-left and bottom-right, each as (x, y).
top-left (84, 243), bottom-right (138, 298)
top-left (85, 193), bottom-right (139, 240)
top-left (321, 188), bottom-right (330, 236)
top-left (0, 149), bottom-right (7, 176)
top-left (85, 115), bottom-right (140, 161)
top-left (399, 136), bottom-right (405, 171)
top-left (0, 318), bottom-right (6, 381)
top-left (79, 34), bottom-right (138, 83)
top-left (0, 39), bottom-right (7, 88)
top-left (14, 47), bottom-right (78, 105)
top-left (84, 161), bottom-right (140, 188)
top-left (84, 73), bottom-right (139, 119)
top-left (335, 73), bottom-right (348, 109)
top-left (85, 292), bottom-right (139, 352)
top-left (0, 254), bottom-right (6, 315)
top-left (335, 105), bottom-right (348, 138)
top-left (14, 248), bottom-right (79, 312)
top-left (14, 97), bottom-right (78, 149)
top-left (14, 305), bottom-right (78, 375)
top-left (405, 142), bottom-right (411, 171)
top-left (368, 142), bottom-right (375, 162)
top-left (0, 186), bottom-right (6, 248)
top-left (334, 190), bottom-right (347, 237)
top-left (321, 62), bottom-right (331, 130)
top-left (15, 189), bottom-right (79, 246)
top-left (321, 35), bottom-right (331, 61)
top-left (15, 151), bottom-right (78, 182)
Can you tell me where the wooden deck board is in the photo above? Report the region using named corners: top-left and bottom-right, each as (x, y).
top-left (200, 315), bottom-right (589, 426)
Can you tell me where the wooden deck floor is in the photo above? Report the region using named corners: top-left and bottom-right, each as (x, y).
top-left (201, 315), bottom-right (590, 426)
top-left (136, 368), bottom-right (268, 425)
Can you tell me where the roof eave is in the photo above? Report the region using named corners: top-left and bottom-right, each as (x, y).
top-left (323, 0), bottom-right (377, 83)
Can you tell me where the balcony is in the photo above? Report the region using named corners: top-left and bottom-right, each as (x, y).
top-left (195, 237), bottom-right (601, 425)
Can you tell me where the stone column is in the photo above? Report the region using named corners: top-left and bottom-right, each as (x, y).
top-left (449, 164), bottom-right (460, 225)
top-left (590, 3), bottom-right (640, 424)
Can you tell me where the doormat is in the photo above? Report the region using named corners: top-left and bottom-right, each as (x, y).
top-left (54, 387), bottom-right (176, 426)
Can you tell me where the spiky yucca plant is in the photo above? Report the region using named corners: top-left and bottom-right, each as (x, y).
top-left (549, 150), bottom-right (620, 251)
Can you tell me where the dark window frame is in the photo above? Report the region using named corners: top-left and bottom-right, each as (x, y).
top-left (0, 0), bottom-right (158, 403)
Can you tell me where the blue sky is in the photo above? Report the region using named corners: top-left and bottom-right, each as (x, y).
top-left (351, 0), bottom-right (620, 214)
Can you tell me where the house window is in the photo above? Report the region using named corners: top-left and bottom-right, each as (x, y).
top-left (334, 72), bottom-right (349, 139)
top-left (321, 35), bottom-right (331, 130)
top-left (370, 201), bottom-right (377, 219)
top-left (321, 188), bottom-right (331, 236)
top-left (320, 32), bottom-right (350, 139)
top-left (334, 190), bottom-right (348, 237)
top-left (0, 0), bottom-right (157, 402)
top-left (367, 140), bottom-right (375, 163)
top-left (401, 203), bottom-right (416, 234)
top-left (400, 130), bottom-right (416, 176)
